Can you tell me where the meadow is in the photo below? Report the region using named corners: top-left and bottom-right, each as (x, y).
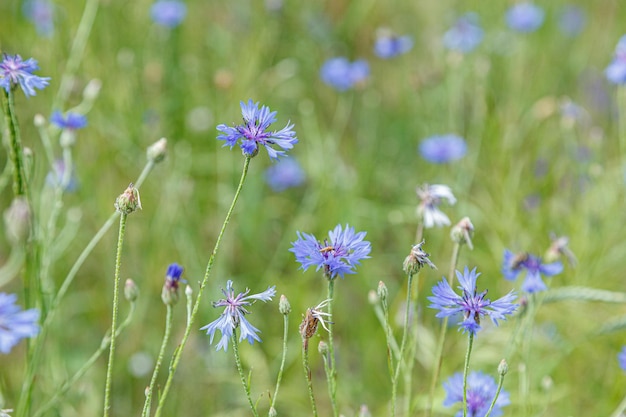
top-left (1, 0), bottom-right (626, 416)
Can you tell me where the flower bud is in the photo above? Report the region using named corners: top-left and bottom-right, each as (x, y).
top-left (376, 281), bottom-right (388, 302)
top-left (403, 241), bottom-right (436, 275)
top-left (367, 290), bottom-right (379, 305)
top-left (114, 183), bottom-right (142, 214)
top-left (450, 216), bottom-right (475, 250)
top-left (147, 138), bottom-right (167, 163)
top-left (4, 197), bottom-right (31, 245)
top-left (268, 407), bottom-right (277, 417)
top-left (185, 285), bottom-right (193, 298)
top-left (498, 359), bottom-right (508, 376)
top-left (124, 279), bottom-right (139, 302)
top-left (161, 263), bottom-right (184, 306)
top-left (34, 113), bottom-right (46, 127)
top-left (318, 340), bottom-right (329, 356)
top-left (279, 294), bottom-right (291, 315)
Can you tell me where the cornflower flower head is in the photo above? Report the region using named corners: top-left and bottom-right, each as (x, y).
top-left (150, 0), bottom-right (187, 28)
top-left (217, 100), bottom-right (298, 161)
top-left (0, 54), bottom-right (50, 97)
top-left (506, 3), bottom-right (544, 33)
top-left (200, 280), bottom-right (276, 352)
top-left (443, 13), bottom-right (484, 53)
top-left (443, 371), bottom-right (510, 417)
top-left (45, 159), bottom-right (78, 192)
top-left (0, 292), bottom-right (40, 354)
top-left (320, 57), bottom-right (370, 91)
top-left (299, 299), bottom-right (332, 340)
top-left (265, 157), bottom-right (305, 191)
top-left (50, 111), bottom-right (87, 130)
top-left (558, 5), bottom-right (586, 37)
top-left (428, 266), bottom-right (518, 335)
top-left (605, 35), bottom-right (626, 85)
top-left (23, 0), bottom-right (54, 37)
top-left (161, 263), bottom-right (184, 305)
top-left (415, 184), bottom-right (456, 228)
top-left (374, 30), bottom-right (413, 59)
top-left (619, 346), bottom-right (626, 372)
top-left (290, 224), bottom-right (372, 280)
top-left (419, 134), bottom-right (467, 164)
top-left (502, 249), bottom-right (563, 293)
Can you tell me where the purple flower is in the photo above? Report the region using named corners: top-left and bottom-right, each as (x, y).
top-left (290, 224), bottom-right (372, 280)
top-left (161, 263), bottom-right (184, 305)
top-left (265, 157), bottom-right (305, 191)
top-left (0, 293), bottom-right (40, 354)
top-left (443, 371), bottom-right (510, 417)
top-left (200, 280), bottom-right (276, 352)
top-left (419, 134), bottom-right (467, 164)
top-left (45, 159), bottom-right (78, 192)
top-left (502, 250), bottom-right (563, 293)
top-left (320, 57), bottom-right (370, 91)
top-left (416, 184), bottom-right (456, 228)
top-left (0, 54), bottom-right (50, 97)
top-left (150, 0), bottom-right (187, 28)
top-left (428, 267), bottom-right (517, 335)
top-left (50, 111), bottom-right (87, 130)
top-left (217, 100), bottom-right (298, 161)
top-left (605, 35), bottom-right (626, 85)
top-left (23, 0), bottom-right (54, 37)
top-left (619, 346), bottom-right (626, 372)
top-left (374, 32), bottom-right (413, 59)
top-left (506, 3), bottom-right (545, 33)
top-left (558, 5), bottom-right (586, 37)
top-left (443, 13), bottom-right (484, 53)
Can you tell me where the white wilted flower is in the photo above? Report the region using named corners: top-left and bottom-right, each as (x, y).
top-left (416, 184), bottom-right (456, 228)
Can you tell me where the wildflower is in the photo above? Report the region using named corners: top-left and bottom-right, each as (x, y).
top-left (419, 134), bottom-right (467, 164)
top-left (505, 3), bottom-right (545, 33)
top-left (443, 13), bottom-right (484, 53)
top-left (200, 280), bottom-right (276, 352)
top-left (217, 100), bottom-right (298, 161)
top-left (265, 157), bottom-right (305, 191)
top-left (23, 0), bottom-right (54, 37)
top-left (114, 183), bottom-right (142, 214)
top-left (374, 30), bottom-right (413, 59)
top-left (403, 241), bottom-right (437, 275)
top-left (605, 35), bottom-right (626, 85)
top-left (415, 184), bottom-right (456, 228)
top-left (502, 249), bottom-right (563, 293)
top-left (45, 159), bottom-right (78, 192)
top-left (150, 0), bottom-right (187, 28)
top-left (320, 57), bottom-right (370, 91)
top-left (619, 346), bottom-right (626, 372)
top-left (428, 266), bottom-right (517, 335)
top-left (0, 54), bottom-right (50, 97)
top-left (0, 293), bottom-right (40, 354)
top-left (50, 111), bottom-right (87, 130)
top-left (443, 371), bottom-right (510, 417)
top-left (558, 5), bottom-right (586, 37)
top-left (290, 224), bottom-right (372, 280)
top-left (161, 263), bottom-right (184, 305)
top-left (299, 299), bottom-right (332, 340)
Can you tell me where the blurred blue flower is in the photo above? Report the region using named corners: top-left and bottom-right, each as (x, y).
top-left (443, 371), bottom-right (510, 417)
top-left (0, 54), bottom-right (50, 97)
top-left (429, 266), bottom-right (517, 335)
top-left (161, 263), bottom-right (185, 305)
top-left (290, 224), bottom-right (372, 280)
top-left (320, 57), bottom-right (370, 91)
top-left (151, 0), bottom-right (187, 28)
top-left (45, 159), bottom-right (78, 192)
top-left (605, 35), bottom-right (626, 85)
top-left (0, 292), bottom-right (40, 354)
top-left (502, 250), bottom-right (563, 293)
top-left (265, 157), bottom-right (305, 191)
top-left (374, 31), bottom-right (413, 59)
top-left (51, 111), bottom-right (87, 130)
top-left (23, 0), bottom-right (54, 37)
top-left (443, 13), bottom-right (484, 53)
top-left (416, 184), bottom-right (456, 228)
top-left (217, 100), bottom-right (298, 161)
top-left (419, 134), bottom-right (467, 164)
top-left (200, 280), bottom-right (276, 352)
top-left (558, 5), bottom-right (586, 37)
top-left (619, 346), bottom-right (626, 372)
top-left (506, 3), bottom-right (544, 33)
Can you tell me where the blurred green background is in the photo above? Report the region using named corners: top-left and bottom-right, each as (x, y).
top-left (1, 0), bottom-right (626, 415)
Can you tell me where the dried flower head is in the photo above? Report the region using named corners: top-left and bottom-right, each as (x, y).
top-left (299, 299), bottom-right (332, 340)
top-left (403, 241), bottom-right (437, 275)
top-left (416, 184), bottom-right (456, 228)
top-left (450, 217), bottom-right (475, 249)
top-left (545, 233), bottom-right (577, 266)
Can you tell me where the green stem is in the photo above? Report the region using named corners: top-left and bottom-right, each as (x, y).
top-left (232, 330), bottom-right (258, 417)
top-left (155, 156), bottom-right (251, 416)
top-left (103, 212), bottom-right (128, 417)
top-left (142, 305), bottom-right (174, 417)
top-left (609, 392), bottom-right (626, 417)
top-left (269, 314), bottom-right (289, 412)
top-left (462, 332), bottom-right (475, 417)
top-left (325, 279), bottom-right (338, 417)
top-left (2, 89), bottom-right (27, 197)
top-left (484, 370), bottom-right (506, 417)
top-left (392, 272), bottom-right (414, 416)
top-left (302, 339), bottom-right (318, 417)
top-left (0, 158), bottom-right (12, 195)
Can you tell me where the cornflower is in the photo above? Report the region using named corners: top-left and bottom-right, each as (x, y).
top-left (443, 371), bottom-right (510, 417)
top-left (150, 0), bottom-right (187, 28)
top-left (419, 134), bottom-right (467, 163)
top-left (558, 5), bottom-right (586, 37)
top-left (200, 280), bottom-right (276, 351)
top-left (217, 100), bottom-right (298, 161)
top-left (502, 250), bottom-right (563, 293)
top-left (290, 224), bottom-right (372, 280)
top-left (45, 159), bottom-right (78, 192)
top-left (605, 35), bottom-right (626, 85)
top-left (0, 54), bottom-right (50, 97)
top-left (619, 346), bottom-right (626, 372)
top-left (50, 111), bottom-right (87, 130)
top-left (505, 3), bottom-right (544, 33)
top-left (374, 30), bottom-right (413, 59)
top-left (443, 13), bottom-right (484, 53)
top-left (428, 267), bottom-right (517, 335)
top-left (161, 263), bottom-right (184, 305)
top-left (415, 184), bottom-right (456, 228)
top-left (265, 157), bottom-right (305, 191)
top-left (23, 0), bottom-right (54, 37)
top-left (320, 57), bottom-right (370, 91)
top-left (0, 293), bottom-right (40, 354)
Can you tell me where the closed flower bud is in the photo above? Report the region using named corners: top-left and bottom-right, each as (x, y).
top-left (147, 138), bottom-right (167, 163)
top-left (114, 183), bottom-right (142, 214)
top-left (124, 279), bottom-right (139, 302)
top-left (498, 359), bottom-right (509, 376)
top-left (268, 407), bottom-right (277, 417)
top-left (185, 285), bottom-right (193, 298)
top-left (377, 281), bottom-right (388, 303)
top-left (318, 340), bottom-right (329, 356)
top-left (403, 241), bottom-right (436, 275)
top-left (450, 216), bottom-right (475, 249)
top-left (34, 113), bottom-right (46, 127)
top-left (161, 263), bottom-right (184, 306)
top-left (279, 294), bottom-right (291, 315)
top-left (4, 197), bottom-right (31, 245)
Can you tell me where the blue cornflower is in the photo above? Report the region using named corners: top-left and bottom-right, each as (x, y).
top-left (217, 100), bottom-right (298, 161)
top-left (558, 5), bottom-right (586, 37)
top-left (416, 184), bottom-right (456, 228)
top-left (374, 31), bottom-right (413, 59)
top-left (320, 57), bottom-right (370, 91)
top-left (419, 134), bottom-right (467, 164)
top-left (502, 250), bottom-right (563, 293)
top-left (0, 293), bottom-right (40, 354)
top-left (605, 35), bottom-right (626, 85)
top-left (0, 54), bottom-right (50, 97)
top-left (161, 263), bottom-right (184, 305)
top-left (290, 224), bottom-right (372, 280)
top-left (45, 159), bottom-right (78, 192)
top-left (200, 280), bottom-right (276, 352)
top-left (506, 3), bottom-right (544, 33)
top-left (265, 157), bottom-right (305, 191)
top-left (23, 0), bottom-right (54, 37)
top-left (619, 346), bottom-right (626, 372)
top-left (443, 13), bottom-right (484, 53)
top-left (51, 111), bottom-right (87, 130)
top-left (428, 267), bottom-right (517, 335)
top-left (150, 0), bottom-right (187, 28)
top-left (443, 371), bottom-right (510, 417)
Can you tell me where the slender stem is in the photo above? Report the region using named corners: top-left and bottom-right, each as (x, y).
top-left (484, 371), bottom-right (505, 417)
top-left (103, 213), bottom-right (128, 417)
top-left (609, 392), bottom-right (626, 417)
top-left (325, 279), bottom-right (338, 417)
top-left (0, 158), bottom-right (12, 195)
top-left (155, 156), bottom-right (251, 416)
top-left (392, 272), bottom-right (414, 416)
top-left (462, 332), bottom-right (475, 417)
top-left (269, 314), bottom-right (289, 412)
top-left (2, 89), bottom-right (27, 197)
top-left (302, 339), bottom-right (318, 417)
top-left (232, 330), bottom-right (258, 417)
top-left (142, 304), bottom-right (174, 417)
